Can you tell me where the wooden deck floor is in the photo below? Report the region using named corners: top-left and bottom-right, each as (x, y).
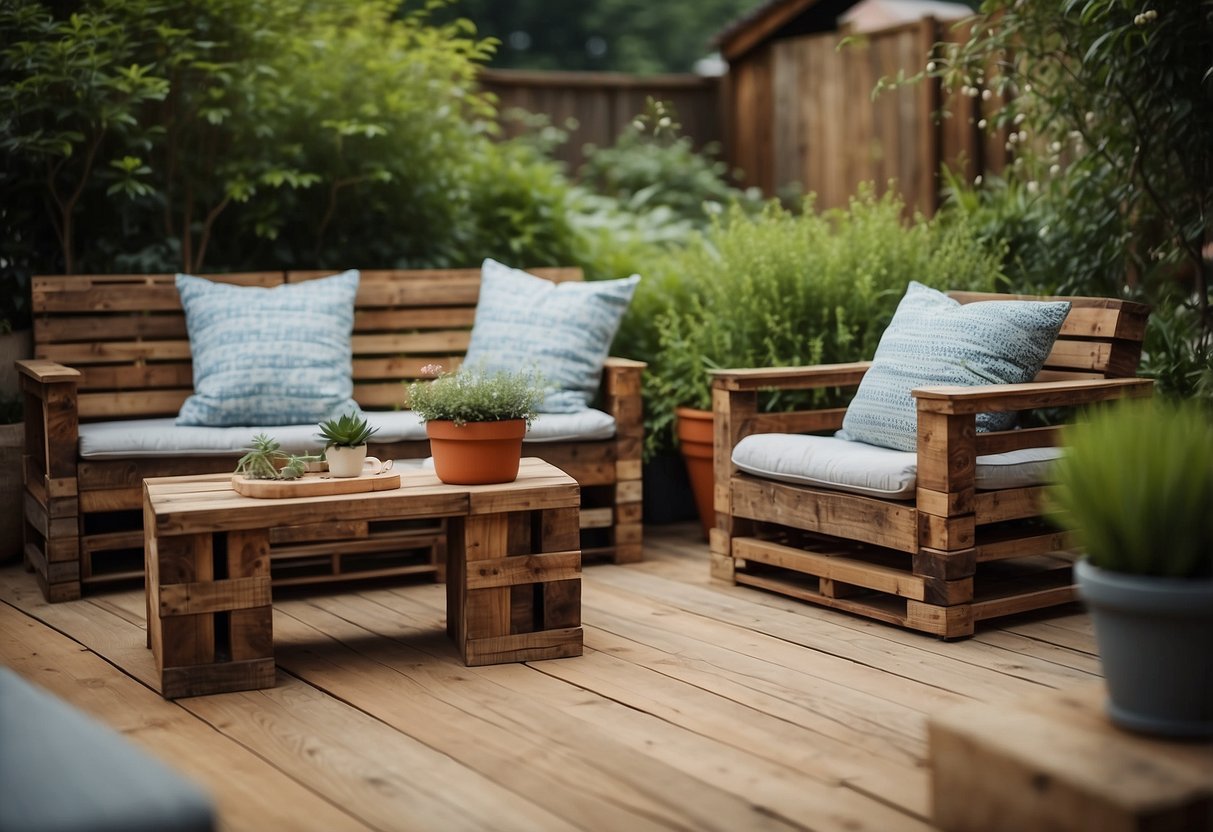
top-left (0, 524), bottom-right (1103, 832)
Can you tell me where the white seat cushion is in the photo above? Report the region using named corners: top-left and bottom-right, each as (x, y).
top-left (77, 410), bottom-right (616, 459)
top-left (732, 433), bottom-right (1062, 500)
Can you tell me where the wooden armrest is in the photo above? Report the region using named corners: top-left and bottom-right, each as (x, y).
top-left (603, 356), bottom-right (646, 371)
top-left (913, 377), bottom-right (1153, 415)
top-left (711, 362), bottom-right (872, 392)
top-left (17, 359), bottom-right (81, 384)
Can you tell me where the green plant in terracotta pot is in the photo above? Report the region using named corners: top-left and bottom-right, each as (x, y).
top-left (407, 365), bottom-right (542, 485)
top-left (1046, 397), bottom-right (1213, 738)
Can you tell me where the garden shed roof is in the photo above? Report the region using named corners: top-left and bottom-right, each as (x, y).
top-left (717, 0), bottom-right (970, 61)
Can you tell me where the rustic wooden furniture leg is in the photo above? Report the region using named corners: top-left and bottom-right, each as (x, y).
top-left (448, 504), bottom-right (583, 666)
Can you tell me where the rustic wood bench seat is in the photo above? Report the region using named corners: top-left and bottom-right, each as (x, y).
top-left (18, 268), bottom-right (645, 602)
top-left (711, 292), bottom-right (1151, 638)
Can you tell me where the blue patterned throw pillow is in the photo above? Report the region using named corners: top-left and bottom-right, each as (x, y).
top-left (462, 259), bottom-right (640, 413)
top-left (176, 271), bottom-right (361, 426)
top-left (841, 282), bottom-right (1070, 452)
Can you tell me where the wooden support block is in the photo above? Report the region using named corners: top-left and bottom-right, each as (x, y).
top-left (918, 512), bottom-right (976, 551)
top-left (463, 628), bottom-right (583, 667)
top-left (615, 502), bottom-right (643, 524)
top-left (709, 551), bottom-right (736, 582)
top-left (906, 600), bottom-right (973, 638)
top-left (922, 576), bottom-right (974, 607)
top-left (930, 686), bottom-right (1213, 832)
top-left (160, 658), bottom-right (276, 700)
top-left (612, 543), bottom-right (643, 564)
top-left (913, 547), bottom-right (977, 581)
top-left (540, 507), bottom-right (580, 553)
top-left (542, 579), bottom-right (581, 630)
top-left (615, 479), bottom-right (643, 505)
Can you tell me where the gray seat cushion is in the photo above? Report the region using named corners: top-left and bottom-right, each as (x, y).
top-left (0, 668), bottom-right (216, 832)
top-left (77, 409), bottom-right (617, 458)
top-left (732, 433), bottom-right (1062, 499)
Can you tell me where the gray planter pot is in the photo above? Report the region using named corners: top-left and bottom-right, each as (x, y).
top-left (1076, 558), bottom-right (1213, 738)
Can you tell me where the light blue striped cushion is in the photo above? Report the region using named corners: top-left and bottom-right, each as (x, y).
top-left (176, 271), bottom-right (361, 426)
top-left (841, 282), bottom-right (1070, 452)
top-left (462, 259), bottom-right (640, 413)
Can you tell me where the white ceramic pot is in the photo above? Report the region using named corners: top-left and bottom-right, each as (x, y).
top-left (326, 445), bottom-right (368, 477)
top-left (325, 445), bottom-right (391, 478)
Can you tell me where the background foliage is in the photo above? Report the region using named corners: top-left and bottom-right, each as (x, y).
top-left (930, 0), bottom-right (1213, 402)
top-left (621, 188), bottom-right (1007, 454)
top-left (431, 0), bottom-right (759, 74)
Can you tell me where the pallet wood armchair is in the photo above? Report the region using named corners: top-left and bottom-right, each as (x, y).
top-left (710, 292), bottom-right (1151, 638)
top-left (19, 268), bottom-right (644, 602)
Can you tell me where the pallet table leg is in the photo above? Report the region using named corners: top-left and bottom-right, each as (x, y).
top-left (450, 507), bottom-right (583, 666)
top-left (146, 521), bottom-right (274, 698)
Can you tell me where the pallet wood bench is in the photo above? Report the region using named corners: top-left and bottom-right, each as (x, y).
top-left (145, 458), bottom-right (582, 698)
top-left (711, 292), bottom-right (1151, 638)
top-left (929, 685), bottom-right (1213, 831)
top-left (18, 268), bottom-right (644, 602)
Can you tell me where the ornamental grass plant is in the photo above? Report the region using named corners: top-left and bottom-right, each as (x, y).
top-left (406, 367), bottom-right (543, 427)
top-left (1046, 398), bottom-right (1213, 579)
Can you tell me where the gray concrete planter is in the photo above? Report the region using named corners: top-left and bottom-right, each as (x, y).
top-left (1076, 558), bottom-right (1213, 738)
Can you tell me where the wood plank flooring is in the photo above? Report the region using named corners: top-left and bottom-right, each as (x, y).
top-left (0, 524), bottom-right (1102, 832)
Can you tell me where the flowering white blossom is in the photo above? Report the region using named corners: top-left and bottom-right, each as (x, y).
top-left (1050, 141), bottom-right (1063, 153)
top-left (1085, 111), bottom-right (1096, 125)
top-left (1014, 113), bottom-right (1026, 125)
top-left (927, 61), bottom-right (937, 72)
top-left (974, 174), bottom-right (983, 186)
top-left (1039, 225), bottom-right (1049, 238)
top-left (981, 89), bottom-right (992, 101)
top-left (1027, 181), bottom-right (1039, 194)
top-left (978, 118), bottom-right (988, 129)
top-left (1050, 164), bottom-right (1061, 176)
top-left (657, 117), bottom-right (671, 128)
top-left (1017, 130), bottom-right (1028, 142)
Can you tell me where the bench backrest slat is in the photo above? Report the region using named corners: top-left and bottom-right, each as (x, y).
top-left (948, 291), bottom-right (1149, 380)
top-left (32, 267), bottom-right (584, 421)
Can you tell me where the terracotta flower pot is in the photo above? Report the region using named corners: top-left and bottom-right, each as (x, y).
top-left (676, 406), bottom-right (714, 540)
top-left (427, 419), bottom-right (527, 485)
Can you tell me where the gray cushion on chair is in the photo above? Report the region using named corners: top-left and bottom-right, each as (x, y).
top-left (0, 668), bottom-right (216, 832)
top-left (77, 410), bottom-right (617, 458)
top-left (732, 433), bottom-right (1062, 499)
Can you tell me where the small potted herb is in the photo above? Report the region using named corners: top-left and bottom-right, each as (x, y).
top-left (407, 365), bottom-right (543, 484)
top-left (317, 411), bottom-right (382, 478)
top-left (1046, 397), bottom-right (1213, 738)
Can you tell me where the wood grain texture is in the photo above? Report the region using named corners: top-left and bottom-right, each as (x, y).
top-left (930, 685), bottom-right (1212, 832)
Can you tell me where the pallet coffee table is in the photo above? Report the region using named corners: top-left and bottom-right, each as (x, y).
top-left (143, 458), bottom-right (583, 698)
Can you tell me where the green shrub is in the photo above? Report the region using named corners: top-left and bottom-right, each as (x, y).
top-left (625, 187), bottom-right (1006, 455)
top-left (579, 100), bottom-right (763, 229)
top-left (929, 0), bottom-right (1212, 406)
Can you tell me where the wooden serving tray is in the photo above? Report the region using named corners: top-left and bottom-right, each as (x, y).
top-left (231, 470), bottom-right (401, 499)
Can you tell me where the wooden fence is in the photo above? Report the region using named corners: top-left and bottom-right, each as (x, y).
top-left (724, 18), bottom-right (1008, 214)
top-left (479, 20), bottom-right (1006, 213)
top-left (479, 69), bottom-right (723, 173)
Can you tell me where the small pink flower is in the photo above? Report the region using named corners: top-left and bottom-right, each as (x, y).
top-left (420, 363), bottom-right (444, 377)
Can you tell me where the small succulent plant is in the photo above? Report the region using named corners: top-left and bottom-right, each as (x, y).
top-left (234, 434), bottom-right (317, 480)
top-left (317, 411), bottom-right (377, 448)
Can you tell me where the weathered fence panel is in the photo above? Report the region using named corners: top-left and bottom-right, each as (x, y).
top-left (479, 69), bottom-right (723, 173)
top-left (725, 18), bottom-right (1006, 214)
